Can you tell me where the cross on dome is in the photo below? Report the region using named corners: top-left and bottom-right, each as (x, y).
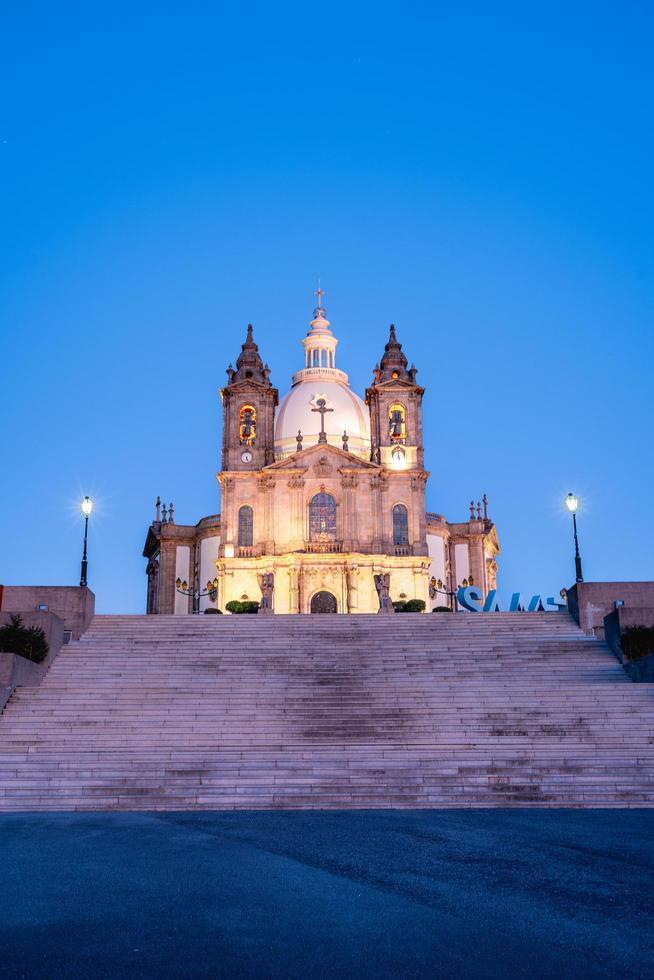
top-left (314, 280), bottom-right (326, 316)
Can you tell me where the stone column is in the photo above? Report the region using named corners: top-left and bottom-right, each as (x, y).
top-left (258, 474), bottom-right (275, 554)
top-left (408, 472), bottom-right (426, 555)
top-left (146, 558), bottom-right (159, 614)
top-left (379, 473), bottom-right (390, 553)
top-left (287, 475), bottom-right (305, 551)
top-left (288, 564), bottom-right (300, 614)
top-left (346, 563), bottom-right (359, 612)
top-left (341, 474), bottom-right (358, 552)
top-left (370, 474), bottom-right (383, 552)
top-left (220, 477), bottom-right (234, 551)
top-left (447, 539), bottom-right (457, 596)
top-left (158, 539), bottom-right (177, 614)
top-left (467, 530), bottom-right (486, 595)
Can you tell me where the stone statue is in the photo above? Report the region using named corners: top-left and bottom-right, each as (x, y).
top-left (374, 573), bottom-right (394, 614)
top-left (259, 572), bottom-right (274, 615)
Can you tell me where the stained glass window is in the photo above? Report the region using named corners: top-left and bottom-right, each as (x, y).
top-left (309, 492), bottom-right (337, 541)
top-left (238, 505), bottom-right (253, 547)
top-left (392, 504), bottom-right (409, 545)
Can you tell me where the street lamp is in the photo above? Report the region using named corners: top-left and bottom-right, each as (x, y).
top-left (175, 577), bottom-right (220, 614)
top-left (565, 492), bottom-right (583, 583)
top-left (429, 575), bottom-right (474, 612)
top-left (80, 496), bottom-right (93, 587)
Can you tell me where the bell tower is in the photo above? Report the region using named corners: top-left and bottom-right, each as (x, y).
top-left (221, 324), bottom-right (278, 471)
top-left (365, 324), bottom-right (425, 470)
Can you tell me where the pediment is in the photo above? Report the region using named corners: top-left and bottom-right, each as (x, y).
top-left (264, 442), bottom-right (379, 473)
top-left (366, 379), bottom-right (424, 395)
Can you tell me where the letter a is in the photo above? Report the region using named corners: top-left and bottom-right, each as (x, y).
top-left (483, 590), bottom-right (501, 612)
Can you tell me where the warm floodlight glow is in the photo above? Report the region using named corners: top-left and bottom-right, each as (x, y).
top-left (565, 492), bottom-right (578, 514)
top-left (81, 496), bottom-right (93, 517)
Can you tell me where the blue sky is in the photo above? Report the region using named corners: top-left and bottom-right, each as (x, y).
top-left (1, 2), bottom-right (652, 612)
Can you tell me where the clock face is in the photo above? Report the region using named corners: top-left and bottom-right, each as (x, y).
top-left (241, 451), bottom-right (253, 463)
top-left (391, 446), bottom-right (406, 460)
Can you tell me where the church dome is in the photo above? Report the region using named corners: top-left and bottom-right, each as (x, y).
top-left (274, 295), bottom-right (371, 459)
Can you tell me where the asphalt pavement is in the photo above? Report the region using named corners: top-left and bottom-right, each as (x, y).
top-left (1, 809), bottom-right (653, 979)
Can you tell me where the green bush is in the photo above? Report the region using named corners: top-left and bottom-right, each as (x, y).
top-left (393, 599), bottom-right (426, 613)
top-left (225, 600), bottom-right (260, 615)
top-left (0, 614), bottom-right (49, 663)
top-left (203, 607), bottom-right (222, 614)
top-left (621, 626), bottom-right (654, 661)
top-left (432, 605), bottom-right (452, 612)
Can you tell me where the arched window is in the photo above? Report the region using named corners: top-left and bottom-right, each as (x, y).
top-left (238, 505), bottom-right (253, 547)
top-left (392, 504), bottom-right (409, 545)
top-left (239, 405), bottom-right (256, 445)
top-left (309, 492), bottom-right (337, 541)
top-left (388, 403), bottom-right (406, 443)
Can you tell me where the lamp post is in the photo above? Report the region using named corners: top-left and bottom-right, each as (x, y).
top-left (565, 492), bottom-right (583, 583)
top-left (80, 496), bottom-right (93, 587)
top-left (429, 576), bottom-right (474, 612)
top-left (175, 577), bottom-right (220, 614)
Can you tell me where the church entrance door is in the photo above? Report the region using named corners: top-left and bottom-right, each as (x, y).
top-left (310, 591), bottom-right (337, 614)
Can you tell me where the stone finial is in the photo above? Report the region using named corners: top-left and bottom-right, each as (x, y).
top-left (155, 496), bottom-right (161, 522)
top-left (168, 502), bottom-right (175, 525)
top-left (477, 501), bottom-right (482, 520)
top-left (162, 503), bottom-right (168, 523)
top-left (376, 324), bottom-right (413, 383)
top-left (296, 429), bottom-right (303, 452)
top-left (227, 324), bottom-right (272, 387)
top-left (483, 494), bottom-right (488, 521)
top-left (342, 430), bottom-right (349, 452)
top-left (470, 500), bottom-right (475, 519)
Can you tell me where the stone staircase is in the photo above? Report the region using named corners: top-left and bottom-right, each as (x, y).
top-left (0, 612), bottom-right (653, 810)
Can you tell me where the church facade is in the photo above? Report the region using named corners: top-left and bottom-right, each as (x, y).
top-left (143, 298), bottom-right (499, 614)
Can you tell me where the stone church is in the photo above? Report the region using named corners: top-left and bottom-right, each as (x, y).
top-left (143, 296), bottom-right (500, 614)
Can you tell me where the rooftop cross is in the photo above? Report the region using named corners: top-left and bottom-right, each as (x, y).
top-left (311, 397), bottom-right (333, 444)
top-left (314, 281), bottom-right (325, 311)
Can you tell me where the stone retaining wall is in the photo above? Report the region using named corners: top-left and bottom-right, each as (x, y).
top-left (0, 586), bottom-right (95, 639)
top-left (604, 605), bottom-right (654, 682)
top-left (567, 582), bottom-right (654, 639)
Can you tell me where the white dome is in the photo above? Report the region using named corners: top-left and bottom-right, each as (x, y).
top-left (274, 295), bottom-right (372, 459)
top-left (275, 379), bottom-right (371, 457)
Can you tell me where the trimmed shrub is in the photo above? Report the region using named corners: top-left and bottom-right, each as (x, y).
top-left (203, 607), bottom-right (222, 614)
top-left (621, 626), bottom-right (654, 661)
top-left (225, 600), bottom-right (260, 615)
top-left (393, 599), bottom-right (426, 613)
top-left (432, 606), bottom-right (453, 612)
top-left (0, 614), bottom-right (49, 663)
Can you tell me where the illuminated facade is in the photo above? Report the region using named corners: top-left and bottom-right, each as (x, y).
top-left (143, 298), bottom-right (499, 614)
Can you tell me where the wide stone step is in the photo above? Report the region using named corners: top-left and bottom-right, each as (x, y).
top-left (2, 611), bottom-right (653, 810)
